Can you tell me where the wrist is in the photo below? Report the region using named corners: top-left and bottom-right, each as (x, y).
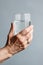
top-left (6, 45), bottom-right (16, 55)
top-left (4, 46), bottom-right (12, 58)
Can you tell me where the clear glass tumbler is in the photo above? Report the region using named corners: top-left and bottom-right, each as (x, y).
top-left (13, 13), bottom-right (31, 35)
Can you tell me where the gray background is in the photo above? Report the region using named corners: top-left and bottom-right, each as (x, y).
top-left (0, 0), bottom-right (43, 65)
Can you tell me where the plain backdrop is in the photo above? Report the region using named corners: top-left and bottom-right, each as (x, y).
top-left (0, 0), bottom-right (43, 65)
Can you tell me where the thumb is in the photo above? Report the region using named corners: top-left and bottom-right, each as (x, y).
top-left (9, 23), bottom-right (14, 34)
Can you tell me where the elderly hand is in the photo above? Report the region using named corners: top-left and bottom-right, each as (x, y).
top-left (5, 23), bottom-right (33, 55)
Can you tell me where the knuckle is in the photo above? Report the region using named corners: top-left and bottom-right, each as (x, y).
top-left (23, 44), bottom-right (28, 49)
top-left (17, 34), bottom-right (25, 43)
top-left (22, 42), bottom-right (27, 49)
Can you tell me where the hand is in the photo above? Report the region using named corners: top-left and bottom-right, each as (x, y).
top-left (5, 23), bottom-right (33, 55)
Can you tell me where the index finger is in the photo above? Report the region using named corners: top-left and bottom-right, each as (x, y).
top-left (20, 25), bottom-right (33, 35)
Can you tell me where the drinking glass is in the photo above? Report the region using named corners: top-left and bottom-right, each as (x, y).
top-left (13, 13), bottom-right (31, 35)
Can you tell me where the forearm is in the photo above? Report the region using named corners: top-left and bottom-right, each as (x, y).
top-left (0, 47), bottom-right (12, 63)
top-left (0, 41), bottom-right (24, 63)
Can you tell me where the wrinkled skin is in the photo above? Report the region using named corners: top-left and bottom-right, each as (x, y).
top-left (5, 23), bottom-right (33, 55)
